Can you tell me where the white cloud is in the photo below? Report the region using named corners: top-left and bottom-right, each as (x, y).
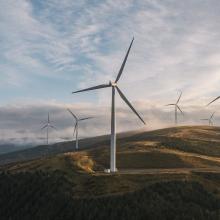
top-left (0, 99), bottom-right (219, 145)
top-left (1, 0), bottom-right (220, 145)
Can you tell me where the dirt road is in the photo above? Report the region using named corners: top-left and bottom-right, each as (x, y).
top-left (95, 167), bottom-right (220, 175)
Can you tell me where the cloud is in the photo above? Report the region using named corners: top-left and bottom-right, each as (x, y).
top-left (1, 0), bottom-right (220, 145)
top-left (0, 98), bottom-right (219, 145)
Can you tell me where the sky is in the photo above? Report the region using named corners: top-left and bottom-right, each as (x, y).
top-left (1, 0), bottom-right (220, 145)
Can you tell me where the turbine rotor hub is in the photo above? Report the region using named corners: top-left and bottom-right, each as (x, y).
top-left (110, 81), bottom-right (117, 87)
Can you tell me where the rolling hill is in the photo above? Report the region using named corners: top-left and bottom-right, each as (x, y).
top-left (0, 129), bottom-right (139, 166)
top-left (0, 126), bottom-right (220, 219)
top-left (1, 125), bottom-right (220, 167)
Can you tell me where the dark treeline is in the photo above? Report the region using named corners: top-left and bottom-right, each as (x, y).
top-left (0, 171), bottom-right (219, 220)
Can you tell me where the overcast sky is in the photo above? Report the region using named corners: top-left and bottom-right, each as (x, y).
top-left (1, 0), bottom-right (220, 145)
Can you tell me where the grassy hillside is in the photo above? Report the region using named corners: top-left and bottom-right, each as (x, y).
top-left (1, 126), bottom-right (220, 166)
top-left (0, 130), bottom-right (138, 165)
top-left (0, 126), bottom-right (220, 219)
top-left (129, 126), bottom-right (220, 157)
top-left (1, 126), bottom-right (220, 194)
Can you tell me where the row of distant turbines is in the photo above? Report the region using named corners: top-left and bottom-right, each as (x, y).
top-left (41, 111), bottom-right (93, 149)
top-left (165, 91), bottom-right (216, 125)
top-left (41, 38), bottom-right (220, 173)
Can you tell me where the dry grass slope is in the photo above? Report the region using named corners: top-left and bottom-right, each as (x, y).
top-left (1, 126), bottom-right (220, 198)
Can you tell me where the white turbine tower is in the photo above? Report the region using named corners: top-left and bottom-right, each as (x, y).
top-left (41, 113), bottom-right (56, 145)
top-left (72, 38), bottom-right (145, 173)
top-left (166, 91), bottom-right (184, 125)
top-left (67, 108), bottom-right (93, 150)
top-left (201, 112), bottom-right (215, 126)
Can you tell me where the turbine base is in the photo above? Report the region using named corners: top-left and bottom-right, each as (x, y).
top-left (104, 168), bottom-right (118, 173)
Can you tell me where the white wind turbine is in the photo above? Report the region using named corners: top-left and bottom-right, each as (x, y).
top-left (41, 113), bottom-right (56, 145)
top-left (166, 91), bottom-right (184, 125)
top-left (201, 112), bottom-right (215, 126)
top-left (72, 38), bottom-right (145, 172)
top-left (67, 108), bottom-right (93, 150)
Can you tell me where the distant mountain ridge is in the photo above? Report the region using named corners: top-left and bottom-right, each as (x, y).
top-left (0, 143), bottom-right (34, 155)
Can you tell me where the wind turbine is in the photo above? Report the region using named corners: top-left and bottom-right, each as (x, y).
top-left (67, 108), bottom-right (93, 150)
top-left (200, 112), bottom-right (215, 126)
top-left (72, 38), bottom-right (145, 172)
top-left (166, 91), bottom-right (184, 125)
top-left (41, 113), bottom-right (56, 145)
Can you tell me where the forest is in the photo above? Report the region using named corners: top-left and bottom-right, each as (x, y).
top-left (0, 171), bottom-right (219, 220)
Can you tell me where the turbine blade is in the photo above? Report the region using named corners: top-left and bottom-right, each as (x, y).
top-left (176, 105), bottom-right (184, 115)
top-left (211, 112), bottom-right (215, 119)
top-left (207, 96), bottom-right (220, 106)
top-left (115, 37), bottom-right (134, 83)
top-left (78, 117), bottom-right (93, 121)
top-left (200, 119), bottom-right (208, 121)
top-left (165, 104), bottom-right (175, 106)
top-left (176, 91), bottom-right (182, 104)
top-left (41, 124), bottom-right (48, 130)
top-left (67, 108), bottom-right (78, 120)
top-left (48, 113), bottom-right (50, 123)
top-left (72, 84), bottom-right (110, 94)
top-left (116, 86), bottom-right (145, 125)
top-left (50, 125), bottom-right (57, 130)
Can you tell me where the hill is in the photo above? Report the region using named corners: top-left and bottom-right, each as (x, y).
top-left (0, 130), bottom-right (138, 166)
top-left (1, 125), bottom-right (220, 166)
top-left (0, 126), bottom-right (220, 219)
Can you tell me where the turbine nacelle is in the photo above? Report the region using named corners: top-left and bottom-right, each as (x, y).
top-left (110, 81), bottom-right (117, 87)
